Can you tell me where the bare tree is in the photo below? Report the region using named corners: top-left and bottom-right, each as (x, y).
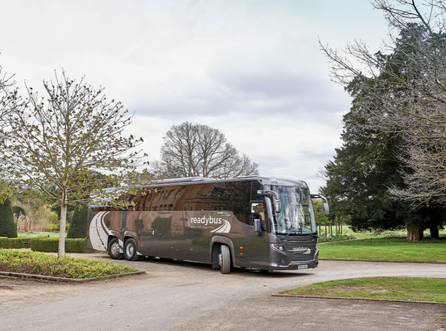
top-left (0, 71), bottom-right (151, 258)
top-left (320, 0), bottom-right (446, 241)
top-left (152, 122), bottom-right (259, 179)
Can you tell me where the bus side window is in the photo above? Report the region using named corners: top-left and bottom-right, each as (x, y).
top-left (218, 181), bottom-right (251, 224)
top-left (251, 202), bottom-right (265, 226)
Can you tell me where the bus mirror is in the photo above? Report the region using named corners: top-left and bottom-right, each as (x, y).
top-left (274, 200), bottom-right (281, 214)
top-left (254, 219), bottom-right (261, 232)
top-left (324, 202), bottom-right (329, 215)
top-left (311, 194), bottom-right (329, 215)
top-left (257, 190), bottom-right (281, 214)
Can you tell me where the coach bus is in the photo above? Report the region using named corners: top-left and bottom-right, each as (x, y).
top-left (87, 176), bottom-right (328, 274)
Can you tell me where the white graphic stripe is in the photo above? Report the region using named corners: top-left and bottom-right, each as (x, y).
top-left (89, 212), bottom-right (109, 252)
top-left (210, 218), bottom-right (231, 234)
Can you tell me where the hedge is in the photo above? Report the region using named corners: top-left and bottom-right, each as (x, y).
top-left (67, 203), bottom-right (88, 238)
top-left (30, 238), bottom-right (95, 253)
top-left (0, 199), bottom-right (18, 238)
top-left (12, 206), bottom-right (26, 217)
top-left (0, 237), bottom-right (34, 249)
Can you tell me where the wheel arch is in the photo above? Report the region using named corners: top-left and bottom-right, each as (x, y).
top-left (210, 236), bottom-right (236, 269)
top-left (123, 231), bottom-right (142, 257)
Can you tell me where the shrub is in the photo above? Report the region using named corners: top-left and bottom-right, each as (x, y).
top-left (49, 212), bottom-right (58, 223)
top-left (12, 206), bottom-right (26, 218)
top-left (0, 249), bottom-right (138, 279)
top-left (47, 223), bottom-right (59, 232)
top-left (0, 199), bottom-right (18, 238)
top-left (30, 238), bottom-right (94, 253)
top-left (0, 237), bottom-right (33, 248)
top-left (67, 204), bottom-right (88, 238)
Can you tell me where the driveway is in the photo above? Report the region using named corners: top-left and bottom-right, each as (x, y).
top-left (0, 255), bottom-right (445, 331)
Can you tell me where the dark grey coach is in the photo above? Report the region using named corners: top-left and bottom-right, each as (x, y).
top-left (87, 176), bottom-right (328, 274)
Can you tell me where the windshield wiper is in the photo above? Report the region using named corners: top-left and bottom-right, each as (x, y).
top-left (278, 232), bottom-right (291, 240)
top-left (278, 231), bottom-right (314, 237)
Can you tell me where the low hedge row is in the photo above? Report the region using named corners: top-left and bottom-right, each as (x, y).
top-left (30, 238), bottom-right (95, 253)
top-left (0, 236), bottom-right (43, 249)
top-left (0, 237), bottom-right (94, 253)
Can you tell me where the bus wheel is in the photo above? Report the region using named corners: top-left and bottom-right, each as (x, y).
top-left (108, 238), bottom-right (122, 260)
top-left (219, 245), bottom-right (231, 274)
top-left (124, 238), bottom-right (139, 261)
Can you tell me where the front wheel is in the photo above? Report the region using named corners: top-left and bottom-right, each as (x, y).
top-left (108, 238), bottom-right (122, 260)
top-left (219, 245), bottom-right (231, 274)
top-left (124, 238), bottom-right (140, 261)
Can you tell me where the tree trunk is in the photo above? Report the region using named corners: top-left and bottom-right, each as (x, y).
top-left (429, 222), bottom-right (439, 239)
top-left (407, 220), bottom-right (424, 243)
top-left (58, 191), bottom-right (67, 259)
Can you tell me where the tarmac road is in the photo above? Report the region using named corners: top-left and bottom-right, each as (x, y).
top-left (0, 255), bottom-right (445, 331)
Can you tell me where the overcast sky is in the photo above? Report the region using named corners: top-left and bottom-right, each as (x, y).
top-left (0, 0), bottom-right (390, 192)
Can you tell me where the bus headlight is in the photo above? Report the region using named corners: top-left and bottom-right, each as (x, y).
top-left (271, 244), bottom-right (285, 253)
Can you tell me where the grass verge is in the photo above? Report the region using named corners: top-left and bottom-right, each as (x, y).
top-left (281, 277), bottom-right (446, 303)
top-left (18, 232), bottom-right (60, 238)
top-left (0, 249), bottom-right (138, 279)
top-left (319, 240), bottom-right (446, 262)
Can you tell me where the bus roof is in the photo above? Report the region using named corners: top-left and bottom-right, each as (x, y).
top-left (148, 176), bottom-right (309, 189)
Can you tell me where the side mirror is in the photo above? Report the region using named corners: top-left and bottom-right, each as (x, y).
top-left (311, 194), bottom-right (330, 215)
top-left (257, 190), bottom-right (281, 214)
top-left (323, 202), bottom-right (329, 215)
top-left (274, 200), bottom-right (281, 214)
top-left (254, 219), bottom-right (261, 232)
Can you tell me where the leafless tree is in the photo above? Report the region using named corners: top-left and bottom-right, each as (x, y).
top-left (320, 0), bottom-right (446, 241)
top-left (152, 122), bottom-right (259, 179)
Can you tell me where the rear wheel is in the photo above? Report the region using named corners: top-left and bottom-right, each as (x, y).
top-left (107, 238), bottom-right (122, 260)
top-left (219, 245), bottom-right (231, 274)
top-left (124, 238), bottom-right (140, 261)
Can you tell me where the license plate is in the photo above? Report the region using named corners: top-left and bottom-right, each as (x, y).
top-left (298, 265), bottom-right (308, 269)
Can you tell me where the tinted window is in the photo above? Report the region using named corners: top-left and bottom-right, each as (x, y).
top-left (218, 181), bottom-right (252, 224)
top-left (179, 183), bottom-right (219, 211)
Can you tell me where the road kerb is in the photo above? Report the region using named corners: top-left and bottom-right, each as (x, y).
top-left (0, 270), bottom-right (146, 283)
top-left (272, 293), bottom-right (446, 305)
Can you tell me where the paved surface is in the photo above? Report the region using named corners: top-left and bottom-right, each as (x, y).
top-left (0, 255), bottom-right (445, 331)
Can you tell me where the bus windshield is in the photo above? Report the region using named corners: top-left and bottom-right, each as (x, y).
top-left (271, 186), bottom-right (317, 235)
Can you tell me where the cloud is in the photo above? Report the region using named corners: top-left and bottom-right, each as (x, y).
top-left (0, 0), bottom-right (391, 193)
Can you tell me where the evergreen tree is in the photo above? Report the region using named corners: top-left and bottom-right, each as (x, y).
top-left (321, 23), bottom-right (446, 241)
top-left (67, 204), bottom-right (88, 238)
top-left (0, 199), bottom-right (18, 238)
top-left (321, 90), bottom-right (413, 233)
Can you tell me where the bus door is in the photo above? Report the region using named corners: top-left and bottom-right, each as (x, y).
top-left (248, 201), bottom-right (270, 269)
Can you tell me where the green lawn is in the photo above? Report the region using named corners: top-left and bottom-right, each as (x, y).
top-left (282, 277), bottom-right (446, 303)
top-left (18, 232), bottom-right (60, 238)
top-left (319, 240), bottom-right (446, 262)
top-left (340, 226), bottom-right (446, 240)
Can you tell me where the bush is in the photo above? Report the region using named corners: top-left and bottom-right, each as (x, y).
top-left (0, 235), bottom-right (50, 249)
top-left (0, 249), bottom-right (138, 279)
top-left (12, 206), bottom-right (26, 218)
top-left (49, 212), bottom-right (58, 223)
top-left (0, 236), bottom-right (33, 248)
top-left (0, 199), bottom-right (18, 238)
top-left (67, 204), bottom-right (88, 238)
top-left (47, 223), bottom-right (59, 232)
top-left (30, 238), bottom-right (94, 253)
